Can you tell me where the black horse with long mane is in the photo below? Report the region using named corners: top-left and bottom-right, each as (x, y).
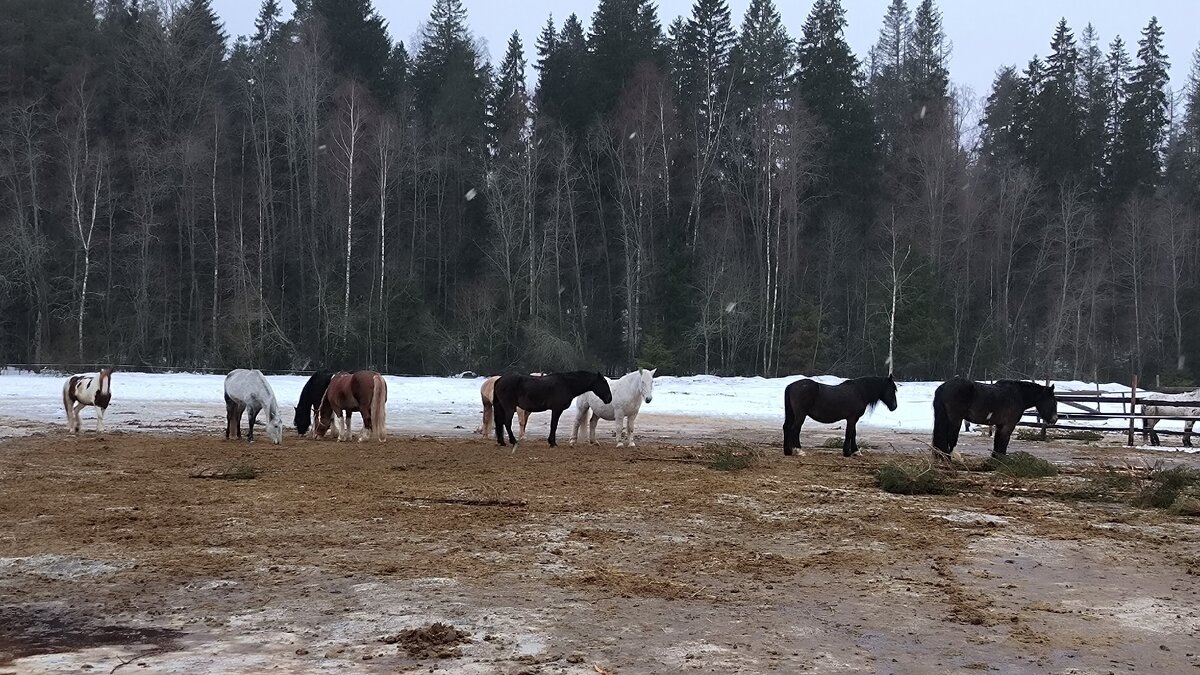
top-left (932, 378), bottom-right (1058, 459)
top-left (493, 371), bottom-right (612, 448)
top-left (294, 369), bottom-right (335, 436)
top-left (783, 375), bottom-right (898, 457)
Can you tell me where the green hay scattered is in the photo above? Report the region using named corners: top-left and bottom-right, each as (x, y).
top-left (703, 442), bottom-right (758, 472)
top-left (876, 461), bottom-right (947, 495)
top-left (980, 452), bottom-right (1059, 478)
top-left (821, 437), bottom-right (877, 450)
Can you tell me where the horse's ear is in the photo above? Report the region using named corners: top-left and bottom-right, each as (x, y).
top-left (1049, 384), bottom-right (1055, 392)
top-left (888, 373), bottom-right (894, 382)
top-left (650, 368), bottom-right (657, 376)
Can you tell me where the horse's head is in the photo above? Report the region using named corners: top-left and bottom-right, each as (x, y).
top-left (294, 405), bottom-right (311, 436)
top-left (592, 372), bottom-right (613, 404)
top-left (881, 374), bottom-right (899, 412)
top-left (1035, 383), bottom-right (1058, 425)
top-left (266, 414), bottom-right (284, 445)
top-left (640, 368), bottom-right (656, 404)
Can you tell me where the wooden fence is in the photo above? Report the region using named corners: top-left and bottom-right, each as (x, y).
top-left (1018, 376), bottom-right (1199, 446)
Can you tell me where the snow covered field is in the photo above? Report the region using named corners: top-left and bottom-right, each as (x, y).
top-left (0, 369), bottom-right (1192, 448)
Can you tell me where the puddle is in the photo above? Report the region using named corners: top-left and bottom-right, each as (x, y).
top-left (0, 605), bottom-right (182, 666)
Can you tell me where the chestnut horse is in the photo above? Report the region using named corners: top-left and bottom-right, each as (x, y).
top-left (315, 371), bottom-right (388, 442)
top-left (63, 368), bottom-right (112, 433)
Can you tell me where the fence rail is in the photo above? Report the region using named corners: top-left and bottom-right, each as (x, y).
top-left (1022, 375), bottom-right (1198, 446)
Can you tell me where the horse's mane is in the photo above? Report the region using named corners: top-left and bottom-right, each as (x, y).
top-left (994, 379), bottom-right (1053, 403)
top-left (851, 376), bottom-right (895, 408)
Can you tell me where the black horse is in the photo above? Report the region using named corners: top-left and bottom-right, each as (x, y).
top-left (932, 378), bottom-right (1058, 458)
top-left (493, 371), bottom-right (612, 448)
top-left (294, 369), bottom-right (335, 436)
top-left (783, 376), bottom-right (898, 457)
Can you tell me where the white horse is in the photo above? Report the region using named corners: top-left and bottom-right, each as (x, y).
top-left (570, 368), bottom-right (656, 447)
top-left (63, 368), bottom-right (112, 434)
top-left (1142, 388), bottom-right (1200, 447)
top-left (224, 368), bottom-right (284, 444)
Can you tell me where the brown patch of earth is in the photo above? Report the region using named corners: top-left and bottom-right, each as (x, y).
top-left (0, 430), bottom-right (1198, 673)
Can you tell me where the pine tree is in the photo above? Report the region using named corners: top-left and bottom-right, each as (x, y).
top-left (730, 0), bottom-right (791, 113)
top-left (905, 0), bottom-right (949, 125)
top-left (1078, 23), bottom-right (1111, 195)
top-left (312, 0), bottom-right (394, 102)
top-left (1112, 17), bottom-right (1170, 199)
top-left (869, 0), bottom-right (910, 157)
top-left (588, 0), bottom-right (663, 115)
top-left (493, 31), bottom-right (529, 149)
top-left (795, 0), bottom-right (880, 216)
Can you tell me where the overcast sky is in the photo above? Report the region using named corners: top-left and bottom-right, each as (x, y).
top-left (212, 1), bottom-right (1200, 102)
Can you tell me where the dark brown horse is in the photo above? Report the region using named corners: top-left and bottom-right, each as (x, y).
top-left (783, 376), bottom-right (898, 457)
top-left (315, 371), bottom-right (388, 442)
top-left (493, 371), bottom-right (612, 448)
top-left (294, 369), bottom-right (334, 436)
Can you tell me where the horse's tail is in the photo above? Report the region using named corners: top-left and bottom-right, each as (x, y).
top-left (932, 388), bottom-right (950, 453)
top-left (62, 379), bottom-right (74, 428)
top-left (782, 388), bottom-right (795, 454)
top-left (372, 373), bottom-right (387, 442)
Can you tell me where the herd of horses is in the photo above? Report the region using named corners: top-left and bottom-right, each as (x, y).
top-left (58, 368), bottom-right (1199, 457)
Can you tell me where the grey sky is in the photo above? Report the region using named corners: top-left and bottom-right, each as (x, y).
top-left (213, 1), bottom-right (1200, 104)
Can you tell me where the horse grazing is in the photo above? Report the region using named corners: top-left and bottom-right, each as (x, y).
top-left (478, 374), bottom-right (530, 440)
top-left (294, 370), bottom-right (335, 436)
top-left (224, 369), bottom-right (284, 444)
top-left (63, 368), bottom-right (113, 434)
top-left (493, 371), bottom-right (612, 448)
top-left (1142, 388), bottom-right (1200, 447)
top-left (314, 371), bottom-right (388, 442)
top-left (932, 378), bottom-right (1057, 460)
top-left (783, 375), bottom-right (898, 457)
top-left (571, 368), bottom-right (656, 447)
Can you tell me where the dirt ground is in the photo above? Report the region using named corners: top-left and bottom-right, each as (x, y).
top-left (1, 426), bottom-right (1199, 674)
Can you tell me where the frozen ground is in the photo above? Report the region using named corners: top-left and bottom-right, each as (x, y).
top-left (0, 370), bottom-right (1192, 448)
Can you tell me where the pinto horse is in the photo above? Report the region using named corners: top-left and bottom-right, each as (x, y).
top-left (478, 374), bottom-right (530, 440)
top-left (492, 371), bottom-right (612, 448)
top-left (932, 378), bottom-right (1058, 460)
top-left (783, 375), bottom-right (897, 457)
top-left (294, 370), bottom-right (335, 436)
top-left (315, 371), bottom-right (388, 442)
top-left (63, 368), bottom-right (112, 434)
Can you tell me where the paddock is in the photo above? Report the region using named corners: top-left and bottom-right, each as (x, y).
top-left (1, 428), bottom-right (1198, 673)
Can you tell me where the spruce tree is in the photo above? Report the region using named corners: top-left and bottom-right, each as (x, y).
top-left (493, 31), bottom-right (529, 149)
top-left (905, 0), bottom-right (949, 125)
top-left (588, 0), bottom-right (663, 115)
top-left (869, 0), bottom-right (910, 157)
top-left (411, 0), bottom-right (489, 140)
top-left (1078, 24), bottom-right (1111, 196)
top-left (730, 0), bottom-right (791, 113)
top-left (979, 66), bottom-right (1026, 164)
top-left (795, 0), bottom-right (880, 218)
top-left (312, 0), bottom-right (394, 102)
top-left (1026, 19), bottom-right (1083, 187)
top-left (1112, 17), bottom-right (1170, 199)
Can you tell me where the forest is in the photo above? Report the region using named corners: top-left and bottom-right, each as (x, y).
top-left (1, 0), bottom-right (1198, 383)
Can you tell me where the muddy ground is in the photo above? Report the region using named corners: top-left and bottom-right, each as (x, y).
top-left (1, 427), bottom-right (1199, 674)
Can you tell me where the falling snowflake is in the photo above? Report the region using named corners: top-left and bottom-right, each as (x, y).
top-left (465, 188), bottom-right (478, 201)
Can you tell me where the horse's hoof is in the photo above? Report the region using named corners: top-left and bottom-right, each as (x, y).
top-left (628, 442), bottom-right (636, 448)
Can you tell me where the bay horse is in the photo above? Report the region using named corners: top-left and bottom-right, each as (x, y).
top-left (783, 375), bottom-right (897, 457)
top-left (571, 368), bottom-right (656, 447)
top-left (63, 368), bottom-right (113, 434)
top-left (294, 369), bottom-right (335, 436)
top-left (478, 374), bottom-right (530, 440)
top-left (493, 371), bottom-right (612, 448)
top-left (1141, 388), bottom-right (1200, 447)
top-left (932, 378), bottom-right (1058, 460)
top-left (314, 371), bottom-right (388, 442)
top-left (224, 369), bottom-right (284, 444)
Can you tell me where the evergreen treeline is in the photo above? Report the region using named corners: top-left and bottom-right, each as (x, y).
top-left (2, 0), bottom-right (1198, 383)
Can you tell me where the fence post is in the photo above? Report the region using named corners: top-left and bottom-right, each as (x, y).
top-left (1127, 374), bottom-right (1138, 447)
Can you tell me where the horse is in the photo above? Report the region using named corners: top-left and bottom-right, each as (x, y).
top-left (570, 368), bottom-right (656, 447)
top-left (224, 369), bottom-right (284, 444)
top-left (932, 378), bottom-right (1057, 460)
top-left (477, 374), bottom-right (530, 440)
top-left (63, 368), bottom-right (113, 434)
top-left (314, 370), bottom-right (388, 442)
top-left (294, 369), bottom-right (335, 436)
top-left (1141, 388), bottom-right (1200, 447)
top-left (783, 375), bottom-right (898, 457)
top-left (492, 371), bottom-right (612, 448)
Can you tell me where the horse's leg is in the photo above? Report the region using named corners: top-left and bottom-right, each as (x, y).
top-left (1148, 419), bottom-right (1161, 446)
top-left (1184, 420), bottom-right (1194, 448)
top-left (481, 399), bottom-right (493, 437)
top-left (570, 405), bottom-right (585, 446)
top-left (625, 411), bottom-right (638, 448)
top-left (247, 406), bottom-right (259, 443)
top-left (493, 400), bottom-right (511, 447)
top-left (518, 408), bottom-right (529, 441)
top-left (548, 408), bottom-right (562, 447)
top-left (843, 418), bottom-right (860, 457)
top-left (74, 401), bottom-right (87, 433)
top-left (949, 416), bottom-right (963, 451)
top-left (992, 423), bottom-right (1015, 457)
top-left (224, 400), bottom-right (233, 440)
top-left (615, 411), bottom-right (627, 447)
top-left (590, 410), bottom-right (601, 445)
top-left (359, 405), bottom-right (372, 443)
top-left (96, 405), bottom-right (105, 434)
